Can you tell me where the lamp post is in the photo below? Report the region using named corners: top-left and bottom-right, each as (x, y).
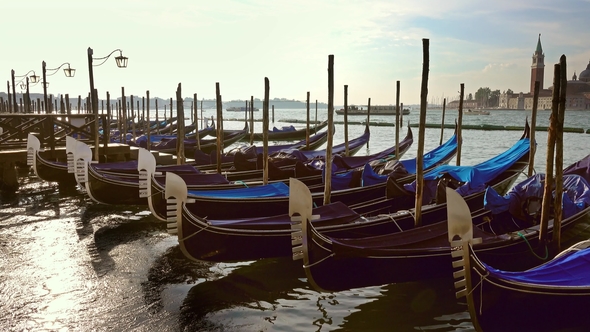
top-left (87, 47), bottom-right (128, 161)
top-left (42, 61), bottom-right (75, 113)
top-left (10, 69), bottom-right (39, 113)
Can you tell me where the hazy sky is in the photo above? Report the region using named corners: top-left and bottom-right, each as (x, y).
top-left (2, 0), bottom-right (589, 106)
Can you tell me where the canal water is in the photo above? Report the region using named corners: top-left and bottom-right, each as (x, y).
top-left (1, 108), bottom-right (590, 331)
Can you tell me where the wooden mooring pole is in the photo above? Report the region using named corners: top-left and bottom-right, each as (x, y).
top-left (176, 83), bottom-right (185, 165)
top-left (104, 92), bottom-right (110, 160)
top-left (552, 55), bottom-right (567, 252)
top-left (457, 84), bottom-right (464, 166)
top-left (263, 78), bottom-right (270, 185)
top-left (121, 87), bottom-right (127, 144)
top-left (439, 98), bottom-right (446, 146)
top-left (366, 97), bottom-right (371, 149)
top-left (323, 54), bottom-right (335, 206)
top-left (249, 96), bottom-right (254, 145)
top-left (528, 81), bottom-right (540, 177)
top-left (315, 100), bottom-right (318, 129)
top-left (395, 81), bottom-right (400, 158)
top-left (130, 95), bottom-right (136, 143)
top-left (414, 38), bottom-right (430, 227)
top-left (306, 92), bottom-right (311, 150)
top-left (215, 83), bottom-right (222, 174)
top-left (146, 91), bottom-right (151, 151)
top-left (155, 99), bottom-right (159, 135)
top-left (194, 93), bottom-right (200, 151)
top-left (344, 86), bottom-right (349, 156)
top-left (539, 62), bottom-right (561, 245)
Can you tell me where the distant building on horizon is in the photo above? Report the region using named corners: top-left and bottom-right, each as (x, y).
top-left (499, 34), bottom-right (590, 110)
top-left (446, 99), bottom-right (478, 109)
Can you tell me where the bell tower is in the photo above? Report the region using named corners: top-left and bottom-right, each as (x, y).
top-left (530, 34), bottom-right (545, 93)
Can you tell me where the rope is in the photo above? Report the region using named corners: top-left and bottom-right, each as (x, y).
top-left (477, 271), bottom-right (488, 315)
top-left (180, 220), bottom-right (210, 241)
top-left (468, 269), bottom-right (490, 315)
top-left (516, 231), bottom-right (548, 260)
top-left (303, 253), bottom-right (335, 268)
top-left (150, 186), bottom-right (162, 198)
top-left (384, 214), bottom-right (403, 232)
top-left (233, 180), bottom-right (249, 188)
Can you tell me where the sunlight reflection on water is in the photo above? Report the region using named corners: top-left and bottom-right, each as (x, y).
top-left (2, 109), bottom-right (590, 331)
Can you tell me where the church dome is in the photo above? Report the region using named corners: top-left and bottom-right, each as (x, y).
top-left (580, 60), bottom-right (590, 82)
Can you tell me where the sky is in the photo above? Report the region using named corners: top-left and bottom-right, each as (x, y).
top-left (1, 0), bottom-right (589, 106)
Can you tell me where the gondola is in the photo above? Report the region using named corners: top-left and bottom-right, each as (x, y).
top-left (291, 152), bottom-right (590, 293)
top-left (248, 120), bottom-right (329, 141)
top-left (450, 185), bottom-right (590, 332)
top-left (150, 123), bottom-right (249, 156)
top-left (77, 126), bottom-right (333, 207)
top-left (72, 124), bottom-right (356, 207)
top-left (351, 122), bottom-right (530, 216)
top-left (227, 123), bottom-right (413, 182)
top-left (27, 133), bottom-right (198, 191)
top-left (262, 125), bottom-right (415, 179)
top-left (220, 123), bottom-right (373, 183)
top-left (107, 118), bottom-right (174, 136)
top-left (230, 122), bottom-right (372, 173)
top-left (81, 160), bottom-right (204, 206)
top-left (143, 126), bottom-right (412, 222)
top-left (154, 119), bottom-right (179, 135)
top-left (158, 123), bottom-right (450, 220)
top-left (131, 120), bottom-right (216, 149)
top-left (140, 149), bottom-right (338, 221)
top-left (26, 134), bottom-right (78, 186)
top-left (192, 124), bottom-right (332, 168)
top-left (70, 139), bottom-right (205, 205)
top-left (161, 128), bottom-right (528, 263)
top-left (183, 120), bottom-right (213, 138)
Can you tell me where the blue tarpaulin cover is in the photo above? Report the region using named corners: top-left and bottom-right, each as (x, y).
top-left (272, 125), bottom-right (296, 132)
top-left (399, 134), bottom-right (458, 174)
top-left (324, 133), bottom-right (457, 190)
top-left (328, 169), bottom-right (358, 190)
top-left (483, 245), bottom-right (590, 286)
top-left (269, 126), bottom-right (370, 163)
top-left (484, 173), bottom-right (590, 220)
top-left (361, 163), bottom-right (388, 187)
top-left (403, 137), bottom-right (531, 202)
top-left (93, 161), bottom-right (200, 174)
top-left (188, 181), bottom-right (290, 198)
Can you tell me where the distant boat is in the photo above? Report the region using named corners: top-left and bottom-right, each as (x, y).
top-left (465, 109), bottom-right (490, 115)
top-left (226, 106), bottom-right (259, 112)
top-left (335, 105), bottom-right (410, 116)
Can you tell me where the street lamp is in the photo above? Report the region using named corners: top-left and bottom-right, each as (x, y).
top-left (11, 69), bottom-right (39, 113)
top-left (87, 47), bottom-right (128, 161)
top-left (42, 61), bottom-right (75, 113)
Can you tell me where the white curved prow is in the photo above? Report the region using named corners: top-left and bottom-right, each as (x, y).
top-left (447, 187), bottom-right (474, 245)
top-left (66, 136), bottom-right (77, 173)
top-left (74, 140), bottom-right (94, 195)
top-left (26, 134), bottom-right (41, 176)
top-left (164, 172), bottom-right (195, 235)
top-left (137, 148), bottom-right (164, 221)
top-left (447, 187), bottom-right (482, 300)
top-left (289, 177), bottom-right (320, 266)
